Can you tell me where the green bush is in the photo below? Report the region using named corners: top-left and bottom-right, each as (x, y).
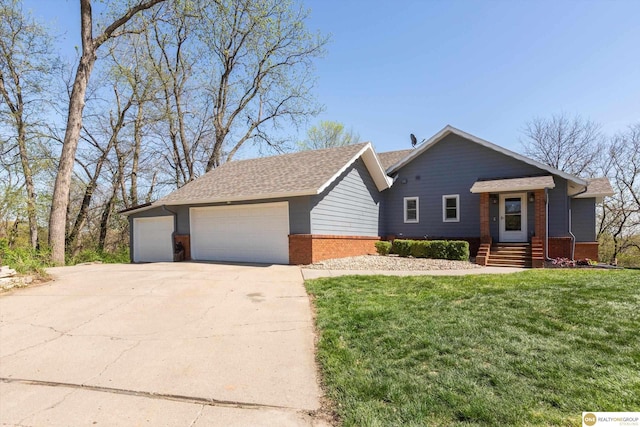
top-left (446, 240), bottom-right (470, 261)
top-left (410, 240), bottom-right (429, 258)
top-left (391, 239), bottom-right (413, 257)
top-left (391, 239), bottom-right (470, 261)
top-left (0, 239), bottom-right (52, 275)
top-left (375, 241), bottom-right (391, 256)
top-left (67, 247), bottom-right (130, 266)
top-left (427, 240), bottom-right (447, 259)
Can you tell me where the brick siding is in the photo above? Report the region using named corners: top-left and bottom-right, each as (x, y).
top-left (548, 237), bottom-right (572, 259)
top-left (575, 242), bottom-right (599, 261)
top-left (288, 234), bottom-right (379, 265)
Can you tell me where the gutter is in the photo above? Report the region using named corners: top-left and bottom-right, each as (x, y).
top-left (568, 187), bottom-right (588, 260)
top-left (545, 188), bottom-right (552, 261)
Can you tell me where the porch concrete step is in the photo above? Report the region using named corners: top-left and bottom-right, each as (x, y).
top-left (488, 243), bottom-right (531, 268)
top-left (489, 254), bottom-right (530, 261)
top-left (487, 259), bottom-right (532, 268)
top-left (491, 250), bottom-right (530, 255)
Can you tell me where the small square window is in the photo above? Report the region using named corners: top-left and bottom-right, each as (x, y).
top-left (404, 197), bottom-right (419, 223)
top-left (442, 194), bottom-right (460, 222)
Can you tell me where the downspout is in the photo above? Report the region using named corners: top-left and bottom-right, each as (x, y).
top-left (162, 205), bottom-right (177, 259)
top-left (568, 187), bottom-right (588, 260)
top-left (545, 188), bottom-right (552, 261)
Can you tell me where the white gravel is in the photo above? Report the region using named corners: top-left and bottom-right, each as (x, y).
top-left (305, 254), bottom-right (482, 271)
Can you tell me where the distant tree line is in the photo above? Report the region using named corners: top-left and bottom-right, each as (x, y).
top-left (0, 0), bottom-right (328, 264)
top-left (521, 113), bottom-right (639, 265)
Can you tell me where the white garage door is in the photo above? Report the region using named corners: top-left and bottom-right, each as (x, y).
top-left (190, 202), bottom-right (289, 264)
top-left (133, 216), bottom-right (174, 262)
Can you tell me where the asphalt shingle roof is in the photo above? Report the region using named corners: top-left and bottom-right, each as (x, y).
top-left (470, 176), bottom-right (556, 193)
top-left (378, 149), bottom-right (413, 170)
top-left (576, 177), bottom-right (615, 198)
top-left (158, 143), bottom-right (371, 204)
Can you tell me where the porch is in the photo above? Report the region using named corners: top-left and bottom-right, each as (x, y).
top-left (471, 177), bottom-right (552, 268)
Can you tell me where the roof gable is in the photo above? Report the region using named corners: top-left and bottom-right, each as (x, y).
top-left (387, 125), bottom-right (587, 186)
top-left (123, 143), bottom-right (391, 215)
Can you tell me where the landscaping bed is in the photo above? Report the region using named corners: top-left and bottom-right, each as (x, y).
top-left (306, 270), bottom-right (640, 426)
top-left (305, 254), bottom-right (482, 271)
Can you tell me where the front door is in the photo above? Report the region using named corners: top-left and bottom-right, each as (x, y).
top-left (499, 193), bottom-right (527, 242)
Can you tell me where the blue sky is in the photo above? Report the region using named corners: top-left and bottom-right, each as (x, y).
top-left (23, 0), bottom-right (640, 153)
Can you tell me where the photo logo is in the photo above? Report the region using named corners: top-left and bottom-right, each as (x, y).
top-left (583, 412), bottom-right (640, 427)
top-left (584, 413), bottom-right (597, 426)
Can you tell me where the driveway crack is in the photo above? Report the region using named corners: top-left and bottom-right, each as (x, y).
top-left (0, 377), bottom-right (300, 411)
top-left (188, 404), bottom-right (205, 427)
top-left (84, 340), bottom-right (141, 384)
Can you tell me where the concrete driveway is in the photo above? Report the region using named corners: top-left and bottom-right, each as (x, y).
top-left (0, 262), bottom-right (326, 426)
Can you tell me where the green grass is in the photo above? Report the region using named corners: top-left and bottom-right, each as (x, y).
top-left (306, 270), bottom-right (640, 426)
top-left (0, 239), bottom-right (130, 278)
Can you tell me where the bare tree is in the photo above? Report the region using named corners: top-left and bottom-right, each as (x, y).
top-left (196, 0), bottom-right (327, 171)
top-left (298, 120), bottom-right (360, 151)
top-left (520, 113), bottom-right (604, 177)
top-left (599, 123), bottom-right (640, 263)
top-left (66, 85), bottom-right (132, 253)
top-left (48, 0), bottom-right (166, 265)
top-left (0, 0), bottom-right (58, 248)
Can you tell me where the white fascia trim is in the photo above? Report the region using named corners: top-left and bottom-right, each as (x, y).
top-left (316, 143), bottom-right (392, 194)
top-left (121, 204), bottom-right (159, 216)
top-left (388, 125), bottom-right (587, 186)
top-left (574, 192), bottom-right (614, 198)
top-left (124, 190), bottom-right (318, 215)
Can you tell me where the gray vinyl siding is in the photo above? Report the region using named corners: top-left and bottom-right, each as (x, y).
top-left (289, 197), bottom-right (312, 234)
top-left (571, 198), bottom-right (596, 242)
top-left (128, 197), bottom-right (312, 237)
top-left (548, 178), bottom-right (569, 237)
top-left (383, 133), bottom-right (570, 239)
top-left (310, 158), bottom-right (381, 236)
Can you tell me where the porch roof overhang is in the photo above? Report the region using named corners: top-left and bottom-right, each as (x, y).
top-left (470, 175), bottom-right (555, 194)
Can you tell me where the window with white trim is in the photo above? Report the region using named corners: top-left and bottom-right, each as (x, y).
top-left (442, 194), bottom-right (460, 222)
top-left (404, 197), bottom-right (419, 223)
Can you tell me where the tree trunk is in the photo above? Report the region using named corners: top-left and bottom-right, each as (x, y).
top-left (49, 52), bottom-right (95, 264)
top-left (48, 0), bottom-right (166, 264)
top-left (98, 190), bottom-right (115, 252)
top-left (0, 49), bottom-right (38, 249)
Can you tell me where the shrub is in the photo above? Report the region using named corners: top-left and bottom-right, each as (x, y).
top-left (67, 247), bottom-right (130, 266)
top-left (446, 240), bottom-right (470, 261)
top-left (375, 241), bottom-right (391, 256)
top-left (391, 239), bottom-right (413, 257)
top-left (0, 239), bottom-right (52, 275)
top-left (410, 241), bottom-right (429, 258)
top-left (427, 240), bottom-right (448, 259)
top-left (391, 239), bottom-right (470, 261)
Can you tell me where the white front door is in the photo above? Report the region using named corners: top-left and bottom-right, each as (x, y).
top-left (499, 193), bottom-right (527, 242)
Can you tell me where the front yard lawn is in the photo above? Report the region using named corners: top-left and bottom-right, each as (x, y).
top-left (306, 270), bottom-right (640, 426)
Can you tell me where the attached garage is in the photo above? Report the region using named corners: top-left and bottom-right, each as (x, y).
top-left (190, 202), bottom-right (290, 264)
top-left (133, 216), bottom-right (174, 262)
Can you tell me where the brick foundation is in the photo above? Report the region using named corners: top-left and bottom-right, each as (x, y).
top-left (575, 242), bottom-right (599, 261)
top-left (547, 238), bottom-right (600, 261)
top-left (548, 237), bottom-right (572, 259)
top-left (288, 234), bottom-right (379, 265)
